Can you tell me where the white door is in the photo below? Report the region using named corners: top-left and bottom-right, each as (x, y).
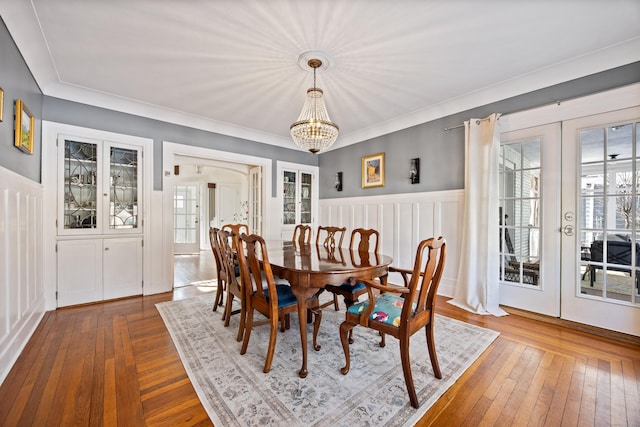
top-left (174, 183), bottom-right (200, 254)
top-left (249, 166), bottom-right (262, 234)
top-left (103, 237), bottom-right (143, 300)
top-left (57, 239), bottom-right (103, 307)
top-left (560, 107), bottom-right (640, 336)
top-left (499, 124), bottom-right (561, 316)
top-left (219, 183), bottom-right (240, 225)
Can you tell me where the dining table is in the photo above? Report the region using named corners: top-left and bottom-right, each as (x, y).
top-left (264, 240), bottom-right (393, 378)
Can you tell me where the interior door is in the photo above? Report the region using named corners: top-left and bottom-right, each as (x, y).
top-left (219, 183), bottom-right (240, 225)
top-left (560, 107), bottom-right (640, 336)
top-left (499, 124), bottom-right (561, 316)
top-left (174, 183), bottom-right (200, 254)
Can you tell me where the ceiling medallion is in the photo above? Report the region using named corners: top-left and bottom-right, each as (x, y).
top-left (290, 53), bottom-right (339, 154)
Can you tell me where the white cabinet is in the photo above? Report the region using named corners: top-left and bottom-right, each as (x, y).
top-left (277, 162), bottom-right (318, 239)
top-left (57, 238), bottom-right (143, 307)
top-left (55, 133), bottom-right (145, 307)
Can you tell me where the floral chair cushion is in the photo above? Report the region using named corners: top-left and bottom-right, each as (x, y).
top-left (346, 293), bottom-right (405, 327)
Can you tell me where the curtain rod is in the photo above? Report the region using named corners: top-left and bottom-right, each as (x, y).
top-left (443, 116), bottom-right (491, 131)
top-left (444, 99), bottom-right (564, 131)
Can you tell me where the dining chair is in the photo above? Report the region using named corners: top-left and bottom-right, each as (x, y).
top-left (217, 228), bottom-right (245, 342)
top-left (209, 227), bottom-right (225, 312)
top-left (324, 228), bottom-right (380, 313)
top-left (222, 223), bottom-right (249, 249)
top-left (316, 225), bottom-right (346, 249)
top-left (293, 224), bottom-right (312, 245)
top-left (237, 233), bottom-right (323, 373)
top-left (339, 236), bottom-right (446, 408)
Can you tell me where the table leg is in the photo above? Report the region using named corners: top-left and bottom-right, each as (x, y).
top-left (289, 287), bottom-right (318, 378)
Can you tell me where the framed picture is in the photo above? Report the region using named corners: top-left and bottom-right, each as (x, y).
top-left (362, 152), bottom-right (385, 188)
top-left (0, 87), bottom-right (4, 122)
top-left (14, 99), bottom-right (34, 154)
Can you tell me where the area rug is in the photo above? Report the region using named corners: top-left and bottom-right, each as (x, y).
top-left (156, 294), bottom-right (499, 427)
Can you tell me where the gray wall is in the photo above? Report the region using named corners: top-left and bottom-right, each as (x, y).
top-left (0, 17), bottom-right (43, 183)
top-left (318, 61), bottom-right (640, 199)
top-left (42, 97), bottom-right (317, 193)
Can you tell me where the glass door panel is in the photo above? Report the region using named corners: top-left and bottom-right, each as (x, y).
top-left (63, 139), bottom-right (98, 230)
top-left (174, 184), bottom-right (200, 254)
top-left (109, 146), bottom-right (139, 230)
top-left (578, 122), bottom-right (639, 304)
top-left (300, 172), bottom-right (312, 224)
top-left (283, 170), bottom-right (297, 225)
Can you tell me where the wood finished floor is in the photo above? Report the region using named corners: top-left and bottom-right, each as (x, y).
top-left (0, 251), bottom-right (639, 426)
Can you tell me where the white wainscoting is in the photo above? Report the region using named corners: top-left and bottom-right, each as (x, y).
top-left (319, 189), bottom-right (464, 297)
top-left (0, 166), bottom-right (45, 385)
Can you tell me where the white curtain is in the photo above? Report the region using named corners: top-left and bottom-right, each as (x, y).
top-left (449, 113), bottom-right (507, 316)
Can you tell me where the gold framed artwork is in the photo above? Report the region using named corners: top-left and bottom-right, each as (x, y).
top-left (14, 99), bottom-right (34, 154)
top-left (362, 152), bottom-right (385, 188)
top-left (0, 87), bottom-right (4, 122)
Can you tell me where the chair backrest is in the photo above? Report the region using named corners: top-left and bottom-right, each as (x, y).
top-left (404, 237), bottom-right (446, 321)
top-left (217, 229), bottom-right (239, 286)
top-left (349, 228), bottom-right (380, 254)
top-left (209, 227), bottom-right (225, 277)
top-left (293, 224), bottom-right (312, 245)
top-left (237, 233), bottom-right (278, 304)
top-left (222, 223), bottom-right (249, 249)
top-left (316, 226), bottom-right (346, 249)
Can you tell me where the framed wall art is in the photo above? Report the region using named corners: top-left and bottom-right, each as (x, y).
top-left (14, 99), bottom-right (34, 154)
top-left (362, 152), bottom-right (385, 188)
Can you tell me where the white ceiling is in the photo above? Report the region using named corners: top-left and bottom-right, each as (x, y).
top-left (2, 0), bottom-right (639, 152)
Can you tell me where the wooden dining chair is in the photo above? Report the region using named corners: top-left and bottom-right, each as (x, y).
top-left (293, 224), bottom-right (312, 245)
top-left (237, 233), bottom-right (322, 373)
top-left (222, 223), bottom-right (249, 249)
top-left (316, 225), bottom-right (346, 249)
top-left (339, 236), bottom-right (446, 408)
top-left (209, 227), bottom-right (225, 312)
top-left (324, 228), bottom-right (380, 312)
top-left (217, 228), bottom-right (245, 342)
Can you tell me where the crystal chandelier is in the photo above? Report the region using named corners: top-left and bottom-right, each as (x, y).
top-left (290, 58), bottom-right (339, 154)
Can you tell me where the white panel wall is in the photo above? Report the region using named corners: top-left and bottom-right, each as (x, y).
top-left (0, 166), bottom-right (45, 385)
top-left (320, 189), bottom-right (464, 296)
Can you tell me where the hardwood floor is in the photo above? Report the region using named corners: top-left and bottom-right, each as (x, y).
top-left (0, 252), bottom-right (639, 426)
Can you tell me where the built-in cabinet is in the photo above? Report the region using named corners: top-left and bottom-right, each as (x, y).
top-left (55, 134), bottom-right (145, 307)
top-left (278, 162), bottom-right (318, 239)
top-left (57, 237), bottom-right (143, 307)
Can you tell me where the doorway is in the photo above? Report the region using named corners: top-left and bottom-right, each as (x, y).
top-left (163, 144), bottom-right (271, 291)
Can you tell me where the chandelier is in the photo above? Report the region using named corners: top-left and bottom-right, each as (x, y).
top-left (290, 58), bottom-right (339, 154)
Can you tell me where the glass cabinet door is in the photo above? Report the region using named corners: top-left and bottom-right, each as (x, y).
top-left (283, 170), bottom-right (297, 225)
top-left (63, 139), bottom-right (98, 230)
top-left (109, 146), bottom-right (139, 229)
top-left (300, 172), bottom-right (312, 224)
top-left (59, 136), bottom-right (142, 235)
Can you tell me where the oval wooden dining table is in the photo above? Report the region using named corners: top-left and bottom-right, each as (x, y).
top-left (263, 240), bottom-right (393, 378)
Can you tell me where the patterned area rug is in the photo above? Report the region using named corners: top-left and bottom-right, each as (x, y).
top-left (156, 294), bottom-right (499, 427)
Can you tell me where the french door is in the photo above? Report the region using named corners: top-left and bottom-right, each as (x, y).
top-left (174, 183), bottom-right (200, 254)
top-left (560, 107), bottom-right (640, 336)
top-left (499, 124), bottom-right (561, 316)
